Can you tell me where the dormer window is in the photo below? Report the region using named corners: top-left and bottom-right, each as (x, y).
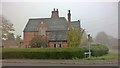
top-left (39, 28), bottom-right (46, 35)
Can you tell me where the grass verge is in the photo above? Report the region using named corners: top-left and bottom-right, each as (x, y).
top-left (81, 52), bottom-right (118, 60)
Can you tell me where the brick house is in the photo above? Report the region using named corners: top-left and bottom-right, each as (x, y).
top-left (20, 8), bottom-right (82, 48)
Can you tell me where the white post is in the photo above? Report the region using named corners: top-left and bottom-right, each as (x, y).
top-left (88, 34), bottom-right (91, 58)
top-left (88, 42), bottom-right (91, 58)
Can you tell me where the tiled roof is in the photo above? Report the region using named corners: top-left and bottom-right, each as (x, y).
top-left (48, 30), bottom-right (67, 41)
top-left (23, 17), bottom-right (81, 41)
top-left (23, 17), bottom-right (68, 32)
top-left (71, 21), bottom-right (80, 30)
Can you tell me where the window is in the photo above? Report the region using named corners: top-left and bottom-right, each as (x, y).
top-left (54, 44), bottom-right (56, 48)
top-left (59, 44), bottom-right (62, 48)
top-left (39, 28), bottom-right (45, 35)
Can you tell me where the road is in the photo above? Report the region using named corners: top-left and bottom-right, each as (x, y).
top-left (2, 62), bottom-right (118, 66)
top-left (2, 59), bottom-right (118, 66)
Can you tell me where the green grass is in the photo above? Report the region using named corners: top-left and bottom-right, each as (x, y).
top-left (82, 52), bottom-right (118, 60)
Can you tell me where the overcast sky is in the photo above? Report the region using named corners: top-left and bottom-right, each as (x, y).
top-left (1, 1), bottom-right (118, 39)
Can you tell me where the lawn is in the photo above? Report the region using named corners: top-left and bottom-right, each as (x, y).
top-left (82, 52), bottom-right (118, 60)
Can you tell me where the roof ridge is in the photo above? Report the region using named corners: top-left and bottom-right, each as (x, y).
top-left (29, 17), bottom-right (51, 20)
top-left (71, 21), bottom-right (78, 22)
top-left (29, 17), bottom-right (65, 20)
top-left (71, 21), bottom-right (79, 23)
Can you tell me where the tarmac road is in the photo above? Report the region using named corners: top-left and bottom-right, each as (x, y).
top-left (2, 59), bottom-right (118, 66)
top-left (2, 62), bottom-right (118, 66)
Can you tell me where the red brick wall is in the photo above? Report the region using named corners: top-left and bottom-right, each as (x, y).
top-left (24, 32), bottom-right (37, 42)
top-left (20, 32), bottom-right (36, 48)
top-left (49, 42), bottom-right (67, 48)
top-left (22, 31), bottom-right (67, 48)
top-left (21, 21), bottom-right (68, 48)
top-left (22, 32), bottom-right (48, 48)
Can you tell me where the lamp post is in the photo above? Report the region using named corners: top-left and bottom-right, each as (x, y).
top-left (88, 34), bottom-right (91, 58)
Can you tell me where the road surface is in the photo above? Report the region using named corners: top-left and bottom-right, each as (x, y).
top-left (2, 59), bottom-right (118, 66)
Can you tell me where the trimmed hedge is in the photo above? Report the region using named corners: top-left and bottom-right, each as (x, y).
top-left (2, 48), bottom-right (85, 59)
top-left (2, 44), bottom-right (109, 59)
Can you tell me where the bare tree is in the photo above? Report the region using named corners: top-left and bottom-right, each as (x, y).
top-left (95, 31), bottom-right (109, 45)
top-left (0, 15), bottom-right (15, 40)
top-left (0, 15), bottom-right (16, 48)
top-left (94, 31), bottom-right (118, 49)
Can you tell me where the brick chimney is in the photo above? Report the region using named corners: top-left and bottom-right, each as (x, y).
top-left (68, 10), bottom-right (71, 29)
top-left (51, 8), bottom-right (59, 19)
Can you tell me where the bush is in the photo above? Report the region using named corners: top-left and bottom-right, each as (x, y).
top-left (91, 44), bottom-right (109, 56)
top-left (83, 43), bottom-right (109, 57)
top-left (2, 48), bottom-right (85, 59)
top-left (28, 36), bottom-right (47, 48)
top-left (2, 44), bottom-right (109, 59)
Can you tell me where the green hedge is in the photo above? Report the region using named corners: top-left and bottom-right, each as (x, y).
top-left (91, 44), bottom-right (109, 56)
top-left (2, 44), bottom-right (109, 59)
top-left (83, 44), bottom-right (109, 57)
top-left (2, 48), bottom-right (85, 59)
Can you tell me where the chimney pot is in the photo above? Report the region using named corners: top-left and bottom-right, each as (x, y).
top-left (68, 10), bottom-right (70, 13)
top-left (56, 9), bottom-right (58, 11)
top-left (68, 10), bottom-right (71, 29)
top-left (51, 8), bottom-right (59, 19)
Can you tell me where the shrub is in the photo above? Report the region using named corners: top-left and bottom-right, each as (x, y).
top-left (28, 36), bottom-right (47, 48)
top-left (83, 43), bottom-right (109, 57)
top-left (2, 48), bottom-right (85, 59)
top-left (2, 44), bottom-right (109, 59)
top-left (92, 44), bottom-right (109, 56)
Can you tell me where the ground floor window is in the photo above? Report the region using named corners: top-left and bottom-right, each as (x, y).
top-left (59, 44), bottom-right (62, 48)
top-left (54, 44), bottom-right (56, 48)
